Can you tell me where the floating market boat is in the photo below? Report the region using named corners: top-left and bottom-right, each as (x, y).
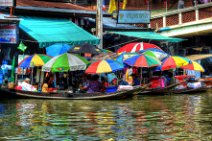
top-left (172, 86), bottom-right (209, 94)
top-left (0, 86), bottom-right (144, 100)
top-left (138, 82), bottom-right (184, 95)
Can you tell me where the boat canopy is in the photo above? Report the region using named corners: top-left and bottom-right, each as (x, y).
top-left (108, 31), bottom-right (186, 43)
top-left (19, 16), bottom-right (100, 48)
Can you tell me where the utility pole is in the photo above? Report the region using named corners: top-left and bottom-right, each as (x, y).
top-left (96, 0), bottom-right (103, 49)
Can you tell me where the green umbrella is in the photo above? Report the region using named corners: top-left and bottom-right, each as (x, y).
top-left (42, 53), bottom-right (90, 72)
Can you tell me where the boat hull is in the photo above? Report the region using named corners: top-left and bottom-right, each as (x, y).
top-left (137, 82), bottom-right (183, 95)
top-left (172, 86), bottom-right (209, 94)
top-left (0, 86), bottom-right (142, 100)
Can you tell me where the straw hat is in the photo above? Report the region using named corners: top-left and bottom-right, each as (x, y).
top-left (25, 78), bottom-right (30, 83)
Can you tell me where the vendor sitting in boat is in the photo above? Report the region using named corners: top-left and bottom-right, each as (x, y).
top-left (79, 74), bottom-right (91, 93)
top-left (86, 75), bottom-right (103, 93)
top-left (16, 78), bottom-right (37, 91)
top-left (41, 79), bottom-right (50, 93)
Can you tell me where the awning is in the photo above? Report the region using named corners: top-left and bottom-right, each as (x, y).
top-left (108, 31), bottom-right (185, 42)
top-left (186, 54), bottom-right (212, 61)
top-left (19, 16), bottom-right (99, 48)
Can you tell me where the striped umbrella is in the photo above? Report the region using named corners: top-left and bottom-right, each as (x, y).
top-left (85, 60), bottom-right (124, 74)
top-left (160, 56), bottom-right (191, 71)
top-left (141, 48), bottom-right (168, 60)
top-left (116, 52), bottom-right (139, 64)
top-left (181, 61), bottom-right (205, 72)
top-left (42, 53), bottom-right (89, 72)
top-left (18, 54), bottom-right (52, 68)
top-left (117, 42), bottom-right (162, 54)
top-left (124, 54), bottom-right (161, 68)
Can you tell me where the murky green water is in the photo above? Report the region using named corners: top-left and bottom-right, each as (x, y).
top-left (0, 91), bottom-right (212, 141)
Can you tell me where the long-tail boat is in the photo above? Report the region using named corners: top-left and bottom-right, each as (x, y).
top-left (0, 85), bottom-right (145, 100)
top-left (137, 81), bottom-right (185, 95)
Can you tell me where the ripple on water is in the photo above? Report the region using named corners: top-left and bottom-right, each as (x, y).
top-left (0, 93), bottom-right (211, 140)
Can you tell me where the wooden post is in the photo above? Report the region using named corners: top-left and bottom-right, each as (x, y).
top-left (96, 0), bottom-right (103, 49)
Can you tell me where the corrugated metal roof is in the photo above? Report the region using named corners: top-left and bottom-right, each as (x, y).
top-left (16, 0), bottom-right (93, 11)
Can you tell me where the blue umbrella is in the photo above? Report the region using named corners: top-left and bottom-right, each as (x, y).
top-left (46, 43), bottom-right (72, 57)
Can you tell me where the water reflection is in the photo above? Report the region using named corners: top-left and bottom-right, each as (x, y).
top-left (0, 93), bottom-right (211, 140)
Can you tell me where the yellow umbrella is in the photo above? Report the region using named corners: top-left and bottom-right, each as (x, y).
top-left (181, 61), bottom-right (205, 72)
top-left (160, 56), bottom-right (190, 71)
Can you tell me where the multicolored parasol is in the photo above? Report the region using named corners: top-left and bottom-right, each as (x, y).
top-left (42, 53), bottom-right (90, 72)
top-left (141, 48), bottom-right (168, 60)
top-left (85, 60), bottom-right (124, 74)
top-left (159, 56), bottom-right (191, 71)
top-left (117, 42), bottom-right (162, 54)
top-left (116, 52), bottom-right (139, 64)
top-left (181, 61), bottom-right (205, 72)
top-left (18, 54), bottom-right (52, 68)
top-left (124, 54), bottom-right (161, 68)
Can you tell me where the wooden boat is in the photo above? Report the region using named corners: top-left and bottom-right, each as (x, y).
top-left (172, 86), bottom-right (209, 94)
top-left (137, 81), bottom-right (185, 95)
top-left (0, 85), bottom-right (144, 100)
top-left (199, 77), bottom-right (212, 88)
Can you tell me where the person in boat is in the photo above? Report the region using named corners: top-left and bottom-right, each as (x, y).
top-left (79, 74), bottom-right (91, 93)
top-left (187, 77), bottom-right (203, 89)
top-left (101, 76), bottom-right (109, 90)
top-left (165, 71), bottom-right (175, 86)
top-left (18, 78), bottom-right (37, 91)
top-left (132, 74), bottom-right (140, 86)
top-left (87, 75), bottom-right (103, 93)
top-left (1, 78), bottom-right (8, 89)
top-left (126, 75), bottom-right (134, 86)
top-left (42, 79), bottom-right (49, 93)
top-left (119, 78), bottom-right (129, 85)
top-left (60, 73), bottom-right (68, 90)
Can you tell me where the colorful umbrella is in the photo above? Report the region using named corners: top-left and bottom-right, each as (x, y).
top-left (124, 54), bottom-right (161, 68)
top-left (116, 52), bottom-right (139, 64)
top-left (159, 56), bottom-right (190, 71)
top-left (42, 53), bottom-right (89, 72)
top-left (117, 42), bottom-right (162, 54)
top-left (18, 54), bottom-right (52, 68)
top-left (141, 48), bottom-right (168, 60)
top-left (90, 52), bottom-right (117, 63)
top-left (181, 61), bottom-right (205, 72)
top-left (85, 60), bottom-right (124, 74)
top-left (46, 43), bottom-right (72, 57)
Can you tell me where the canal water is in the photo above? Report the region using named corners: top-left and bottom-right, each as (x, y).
top-left (0, 92), bottom-right (211, 141)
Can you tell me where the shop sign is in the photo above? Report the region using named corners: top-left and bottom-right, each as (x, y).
top-left (117, 10), bottom-right (150, 24)
top-left (0, 0), bottom-right (14, 7)
top-left (0, 24), bottom-right (17, 44)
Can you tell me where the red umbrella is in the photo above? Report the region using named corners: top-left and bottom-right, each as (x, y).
top-left (117, 42), bottom-right (162, 54)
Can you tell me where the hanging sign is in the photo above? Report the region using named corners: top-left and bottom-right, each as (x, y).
top-left (117, 10), bottom-right (150, 24)
top-left (0, 24), bottom-right (17, 44)
top-left (0, 0), bottom-right (14, 7)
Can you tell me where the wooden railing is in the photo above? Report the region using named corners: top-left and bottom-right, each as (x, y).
top-left (150, 2), bottom-right (212, 30)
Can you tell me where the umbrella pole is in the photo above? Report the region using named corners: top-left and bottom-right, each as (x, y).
top-left (67, 72), bottom-right (69, 90)
top-left (21, 52), bottom-right (25, 81)
top-left (31, 67), bottom-right (34, 84)
top-left (38, 67), bottom-right (41, 89)
top-left (140, 68), bottom-right (142, 85)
